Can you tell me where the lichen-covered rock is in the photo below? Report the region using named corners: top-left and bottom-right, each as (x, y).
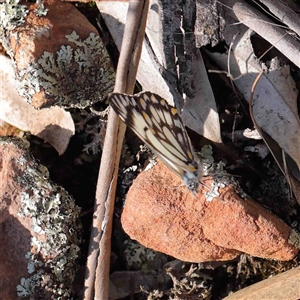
top-left (0, 137), bottom-right (82, 299)
top-left (0, 0), bottom-right (115, 108)
top-left (121, 161), bottom-right (299, 262)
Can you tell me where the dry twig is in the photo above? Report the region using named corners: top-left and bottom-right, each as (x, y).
top-left (84, 1), bottom-right (150, 299)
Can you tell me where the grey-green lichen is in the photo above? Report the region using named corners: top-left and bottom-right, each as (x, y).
top-left (73, 106), bottom-right (109, 155)
top-left (199, 145), bottom-right (247, 201)
top-left (17, 187), bottom-right (81, 299)
top-left (0, 0), bottom-right (28, 55)
top-left (124, 240), bottom-right (157, 269)
top-left (0, 0), bottom-right (28, 30)
top-left (17, 30), bottom-right (115, 108)
top-left (34, 0), bottom-right (48, 17)
top-left (17, 270), bottom-right (46, 298)
top-left (288, 228), bottom-right (300, 249)
top-left (0, 137), bottom-right (82, 299)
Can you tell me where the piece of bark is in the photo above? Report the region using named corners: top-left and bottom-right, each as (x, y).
top-left (195, 0), bottom-right (225, 47)
top-left (223, 266), bottom-right (300, 300)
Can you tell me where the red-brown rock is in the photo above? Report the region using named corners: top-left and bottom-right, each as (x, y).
top-left (121, 161), bottom-right (298, 262)
top-left (0, 137), bottom-right (82, 299)
top-left (2, 0), bottom-right (114, 108)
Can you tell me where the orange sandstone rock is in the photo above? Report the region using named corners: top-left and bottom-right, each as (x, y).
top-left (121, 161), bottom-right (298, 262)
top-left (3, 0), bottom-right (114, 108)
top-left (0, 137), bottom-right (82, 299)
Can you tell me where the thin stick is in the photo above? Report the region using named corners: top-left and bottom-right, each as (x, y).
top-left (84, 1), bottom-right (149, 299)
top-left (249, 70), bottom-right (264, 122)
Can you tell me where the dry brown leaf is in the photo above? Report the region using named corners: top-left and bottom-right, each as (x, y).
top-left (219, 0), bottom-right (300, 69)
top-left (181, 50), bottom-right (221, 143)
top-left (208, 25), bottom-right (300, 169)
top-left (250, 72), bottom-right (300, 203)
top-left (98, 1), bottom-right (174, 103)
top-left (0, 55), bottom-right (74, 155)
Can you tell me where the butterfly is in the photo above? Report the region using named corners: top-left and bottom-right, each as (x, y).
top-left (108, 91), bottom-right (202, 194)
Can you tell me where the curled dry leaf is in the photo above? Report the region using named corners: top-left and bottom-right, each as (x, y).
top-left (0, 55), bottom-right (74, 155)
top-left (218, 0), bottom-right (300, 69)
top-left (258, 0), bottom-right (300, 37)
top-left (208, 24), bottom-right (300, 170)
top-left (252, 64), bottom-right (300, 170)
top-left (250, 71), bottom-right (300, 204)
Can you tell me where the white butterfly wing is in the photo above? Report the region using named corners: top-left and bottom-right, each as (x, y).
top-left (108, 92), bottom-right (199, 179)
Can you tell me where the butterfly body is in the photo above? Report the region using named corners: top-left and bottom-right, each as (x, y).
top-left (108, 91), bottom-right (202, 193)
